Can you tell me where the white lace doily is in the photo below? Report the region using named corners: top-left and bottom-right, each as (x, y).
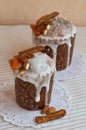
top-left (0, 77), bottom-right (71, 128)
top-left (56, 50), bottom-right (86, 80)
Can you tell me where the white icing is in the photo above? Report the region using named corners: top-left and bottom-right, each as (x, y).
top-left (15, 52), bottom-right (55, 103)
top-left (37, 25), bottom-right (76, 41)
top-left (33, 39), bottom-right (72, 69)
top-left (67, 39), bottom-right (71, 66)
top-left (32, 18), bottom-right (77, 69)
top-left (29, 53), bottom-right (55, 76)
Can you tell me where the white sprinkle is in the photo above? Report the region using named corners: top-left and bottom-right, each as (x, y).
top-left (25, 63), bottom-right (30, 70)
top-left (48, 48), bottom-right (50, 51)
top-left (58, 23), bottom-right (60, 26)
top-left (44, 30), bottom-right (47, 35)
top-left (55, 16), bottom-right (58, 20)
top-left (47, 25), bottom-right (51, 30)
top-left (30, 66), bottom-right (32, 69)
top-left (44, 53), bottom-right (47, 55)
top-left (34, 53), bottom-right (37, 56)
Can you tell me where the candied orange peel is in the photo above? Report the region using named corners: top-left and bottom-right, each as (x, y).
top-left (8, 55), bottom-right (20, 70)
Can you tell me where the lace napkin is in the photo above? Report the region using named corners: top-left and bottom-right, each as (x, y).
top-left (0, 77), bottom-right (71, 128)
top-left (56, 50), bottom-right (86, 80)
top-left (0, 50), bottom-right (86, 128)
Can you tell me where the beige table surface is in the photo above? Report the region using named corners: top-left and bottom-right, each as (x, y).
top-left (0, 26), bottom-right (86, 130)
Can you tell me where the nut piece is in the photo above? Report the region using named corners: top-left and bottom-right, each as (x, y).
top-left (23, 62), bottom-right (30, 70)
top-left (19, 69), bottom-right (26, 75)
top-left (47, 107), bottom-right (56, 115)
top-left (44, 29), bottom-right (47, 35)
top-left (47, 24), bottom-right (51, 30)
top-left (41, 105), bottom-right (49, 114)
top-left (31, 12), bottom-right (59, 36)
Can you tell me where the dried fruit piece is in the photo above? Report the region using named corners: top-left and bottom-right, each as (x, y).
top-left (8, 55), bottom-right (20, 70)
top-left (36, 109), bottom-right (66, 124)
top-left (28, 46), bottom-right (44, 53)
top-left (31, 12), bottom-right (59, 36)
top-left (13, 55), bottom-right (20, 69)
top-left (18, 55), bottom-right (28, 63)
top-left (31, 24), bottom-right (41, 36)
top-left (47, 107), bottom-right (56, 115)
top-left (8, 59), bottom-right (14, 70)
top-left (19, 68), bottom-right (26, 75)
top-left (41, 105), bottom-right (49, 114)
top-left (30, 24), bottom-right (37, 32)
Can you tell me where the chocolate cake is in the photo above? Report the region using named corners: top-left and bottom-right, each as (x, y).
top-left (9, 46), bottom-right (55, 110)
top-left (31, 12), bottom-right (77, 70)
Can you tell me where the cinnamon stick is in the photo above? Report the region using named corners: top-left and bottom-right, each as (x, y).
top-left (35, 109), bottom-right (66, 124)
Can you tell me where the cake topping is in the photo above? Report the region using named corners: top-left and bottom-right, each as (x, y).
top-left (8, 46), bottom-right (44, 72)
top-left (23, 62), bottom-right (30, 70)
top-left (8, 46), bottom-right (55, 78)
top-left (31, 12), bottom-right (76, 38)
top-left (28, 52), bottom-right (55, 76)
top-left (36, 12), bottom-right (59, 26)
top-left (19, 69), bottom-right (26, 75)
top-left (37, 17), bottom-right (73, 38)
top-left (30, 12), bottom-right (59, 36)
top-left (31, 12), bottom-right (77, 39)
top-left (46, 17), bottom-right (73, 37)
top-left (8, 55), bottom-right (20, 71)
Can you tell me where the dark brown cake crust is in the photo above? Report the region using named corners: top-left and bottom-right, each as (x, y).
top-left (41, 35), bottom-right (76, 71)
top-left (42, 46), bottom-right (53, 58)
top-left (15, 74), bottom-right (54, 110)
top-left (56, 35), bottom-right (75, 70)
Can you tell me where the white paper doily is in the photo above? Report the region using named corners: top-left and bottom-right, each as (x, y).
top-left (0, 77), bottom-right (71, 128)
top-left (56, 50), bottom-right (86, 80)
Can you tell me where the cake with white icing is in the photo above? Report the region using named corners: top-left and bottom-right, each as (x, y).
top-left (8, 46), bottom-right (55, 110)
top-left (31, 12), bottom-right (77, 70)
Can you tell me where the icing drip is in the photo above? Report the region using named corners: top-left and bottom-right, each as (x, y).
top-left (14, 52), bottom-right (55, 103)
top-left (33, 38), bottom-right (72, 69)
top-left (32, 18), bottom-right (76, 69)
top-left (37, 25), bottom-right (76, 41)
top-left (47, 17), bottom-right (73, 37)
top-left (67, 39), bottom-right (71, 66)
